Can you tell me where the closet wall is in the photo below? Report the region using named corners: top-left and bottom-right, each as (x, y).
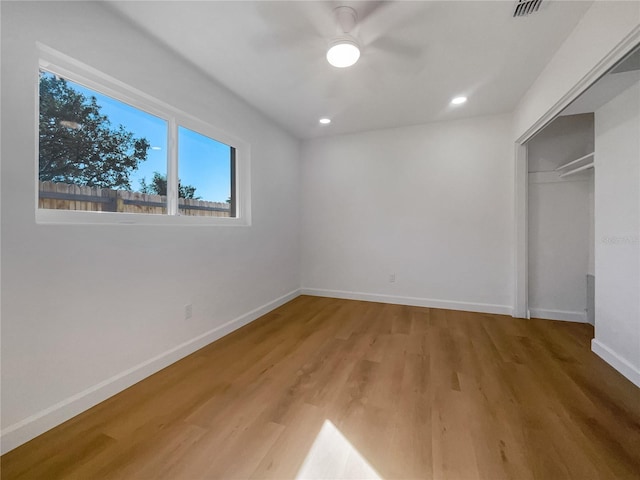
top-left (592, 79), bottom-right (640, 382)
top-left (527, 113), bottom-right (594, 323)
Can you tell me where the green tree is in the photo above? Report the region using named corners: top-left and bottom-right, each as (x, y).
top-left (139, 172), bottom-right (199, 199)
top-left (39, 71), bottom-right (150, 189)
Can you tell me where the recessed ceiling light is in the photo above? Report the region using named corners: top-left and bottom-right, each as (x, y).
top-left (319, 118), bottom-right (331, 125)
top-left (451, 96), bottom-right (467, 105)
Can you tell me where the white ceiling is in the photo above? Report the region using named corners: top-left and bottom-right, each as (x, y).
top-left (561, 69), bottom-right (640, 116)
top-left (561, 46), bottom-right (640, 116)
top-left (106, 0), bottom-right (594, 139)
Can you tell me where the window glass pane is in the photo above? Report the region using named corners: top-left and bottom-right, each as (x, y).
top-left (38, 70), bottom-right (167, 214)
top-left (178, 126), bottom-right (234, 217)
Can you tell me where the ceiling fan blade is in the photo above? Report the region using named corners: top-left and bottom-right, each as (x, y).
top-left (250, 29), bottom-right (321, 54)
top-left (258, 1), bottom-right (335, 36)
top-left (368, 37), bottom-right (423, 60)
top-left (360, 42), bottom-right (428, 76)
top-left (357, 1), bottom-right (434, 45)
top-left (250, 1), bottom-right (332, 53)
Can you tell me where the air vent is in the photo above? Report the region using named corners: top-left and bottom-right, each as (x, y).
top-left (513, 0), bottom-right (543, 17)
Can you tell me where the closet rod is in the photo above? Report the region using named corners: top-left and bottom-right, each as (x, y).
top-left (555, 151), bottom-right (595, 171)
top-left (559, 162), bottom-right (594, 178)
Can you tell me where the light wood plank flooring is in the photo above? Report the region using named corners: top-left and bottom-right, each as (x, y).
top-left (2, 296), bottom-right (639, 479)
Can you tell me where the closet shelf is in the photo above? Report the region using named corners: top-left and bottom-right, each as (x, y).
top-left (559, 162), bottom-right (594, 178)
top-left (555, 151), bottom-right (594, 172)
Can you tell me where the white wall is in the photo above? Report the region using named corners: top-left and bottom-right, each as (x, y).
top-left (592, 80), bottom-right (640, 386)
top-left (528, 179), bottom-right (593, 322)
top-left (527, 114), bottom-right (594, 172)
top-left (300, 114), bottom-right (514, 314)
top-left (1, 1), bottom-right (300, 452)
top-left (527, 114), bottom-right (594, 322)
top-left (514, 1), bottom-right (640, 141)
top-left (588, 173), bottom-right (595, 275)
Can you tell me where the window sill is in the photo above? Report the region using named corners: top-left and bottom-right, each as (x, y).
top-left (36, 209), bottom-right (250, 226)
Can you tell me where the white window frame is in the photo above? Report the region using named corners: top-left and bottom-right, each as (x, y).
top-left (35, 44), bottom-right (251, 226)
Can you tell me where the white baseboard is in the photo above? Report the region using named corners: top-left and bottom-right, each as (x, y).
top-left (529, 308), bottom-right (588, 323)
top-left (300, 288), bottom-right (513, 316)
top-left (0, 289), bottom-right (301, 455)
top-left (591, 339), bottom-right (640, 388)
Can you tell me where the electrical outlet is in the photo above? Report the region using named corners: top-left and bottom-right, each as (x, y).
top-left (184, 304), bottom-right (192, 319)
top-left (389, 273), bottom-right (396, 283)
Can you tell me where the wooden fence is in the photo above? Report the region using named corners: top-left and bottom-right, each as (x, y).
top-left (38, 181), bottom-right (231, 217)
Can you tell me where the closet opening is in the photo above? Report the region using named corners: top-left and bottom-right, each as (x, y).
top-left (518, 43), bottom-right (640, 333)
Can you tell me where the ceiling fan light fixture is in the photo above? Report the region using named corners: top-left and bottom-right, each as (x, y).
top-left (326, 36), bottom-right (361, 68)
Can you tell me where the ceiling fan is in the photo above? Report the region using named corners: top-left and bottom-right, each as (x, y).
top-left (253, 1), bottom-right (426, 71)
top-left (326, 6), bottom-right (361, 68)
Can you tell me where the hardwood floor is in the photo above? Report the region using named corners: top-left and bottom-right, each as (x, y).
top-left (2, 295), bottom-right (639, 479)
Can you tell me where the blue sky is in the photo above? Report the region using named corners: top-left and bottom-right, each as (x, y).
top-left (48, 73), bottom-right (231, 202)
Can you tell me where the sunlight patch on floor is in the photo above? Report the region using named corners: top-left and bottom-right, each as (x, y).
top-left (295, 420), bottom-right (382, 480)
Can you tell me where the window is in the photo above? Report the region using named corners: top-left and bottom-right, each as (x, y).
top-left (39, 71), bottom-right (169, 214)
top-left (36, 47), bottom-right (248, 225)
top-left (177, 126), bottom-right (235, 218)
